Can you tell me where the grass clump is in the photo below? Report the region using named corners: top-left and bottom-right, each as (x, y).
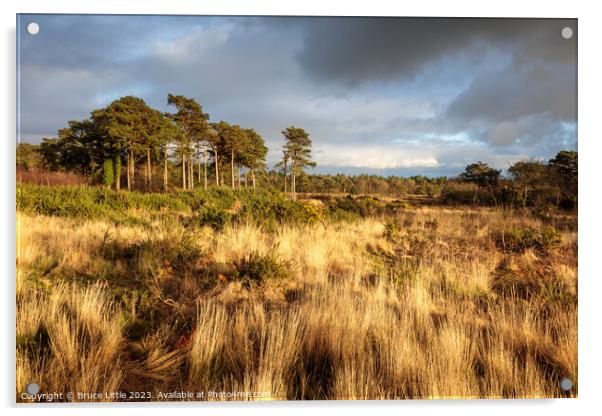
top-left (233, 251), bottom-right (291, 285)
top-left (493, 225), bottom-right (562, 253)
top-left (100, 232), bottom-right (202, 279)
top-left (383, 220), bottom-right (402, 241)
top-left (491, 256), bottom-right (572, 303)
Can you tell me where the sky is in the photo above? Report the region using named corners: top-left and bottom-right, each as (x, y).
top-left (17, 15), bottom-right (577, 177)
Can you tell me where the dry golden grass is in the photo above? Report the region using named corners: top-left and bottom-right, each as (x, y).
top-left (17, 282), bottom-right (124, 401)
top-left (16, 206), bottom-right (577, 401)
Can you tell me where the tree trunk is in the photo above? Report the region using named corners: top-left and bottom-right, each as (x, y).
top-left (487, 184), bottom-right (498, 207)
top-left (188, 153), bottom-right (194, 190)
top-left (203, 148), bottom-right (208, 190)
top-left (113, 156), bottom-right (121, 191)
top-left (126, 149), bottom-right (131, 191)
top-left (252, 169), bottom-right (256, 189)
top-left (523, 187), bottom-right (529, 208)
top-left (182, 152), bottom-right (186, 190)
top-left (291, 160), bottom-right (296, 200)
top-left (146, 149), bottom-right (152, 192)
top-left (129, 149), bottom-right (135, 190)
top-left (214, 148), bottom-right (219, 187)
top-left (283, 159), bottom-right (288, 193)
top-left (230, 149), bottom-right (235, 188)
top-left (163, 147), bottom-right (168, 191)
top-left (197, 144), bottom-right (202, 184)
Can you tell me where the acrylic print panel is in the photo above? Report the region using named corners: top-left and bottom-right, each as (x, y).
top-left (16, 14), bottom-right (577, 402)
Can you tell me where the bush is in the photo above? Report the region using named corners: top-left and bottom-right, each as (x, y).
top-left (441, 182), bottom-right (494, 206)
top-left (17, 184), bottom-right (189, 219)
top-left (324, 195), bottom-right (389, 221)
top-left (100, 233), bottom-right (201, 278)
top-left (235, 190), bottom-right (322, 226)
top-left (383, 220), bottom-right (401, 240)
top-left (493, 225), bottom-right (562, 253)
top-left (491, 257), bottom-right (571, 302)
top-left (17, 185), bottom-right (100, 218)
top-left (233, 251), bottom-right (290, 285)
top-left (193, 207), bottom-right (232, 231)
top-left (17, 184), bottom-right (392, 228)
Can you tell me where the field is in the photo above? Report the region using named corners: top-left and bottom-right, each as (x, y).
top-left (16, 185), bottom-right (577, 401)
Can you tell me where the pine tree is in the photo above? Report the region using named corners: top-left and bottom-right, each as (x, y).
top-left (281, 127), bottom-right (316, 199)
top-left (167, 94), bottom-right (209, 190)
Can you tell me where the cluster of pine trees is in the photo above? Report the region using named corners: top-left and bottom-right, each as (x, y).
top-left (16, 93), bottom-right (577, 209)
top-left (33, 94), bottom-right (315, 197)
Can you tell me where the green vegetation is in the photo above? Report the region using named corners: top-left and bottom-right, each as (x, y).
top-left (16, 183), bottom-right (394, 228)
top-left (233, 251), bottom-right (291, 285)
top-left (493, 225), bottom-right (562, 253)
top-left (15, 90), bottom-right (576, 212)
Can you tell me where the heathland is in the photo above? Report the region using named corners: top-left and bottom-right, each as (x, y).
top-left (15, 93), bottom-right (578, 401)
top-left (16, 184), bottom-right (577, 401)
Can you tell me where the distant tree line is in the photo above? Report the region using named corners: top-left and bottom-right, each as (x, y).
top-left (448, 151), bottom-right (578, 210)
top-left (15, 93), bottom-right (576, 210)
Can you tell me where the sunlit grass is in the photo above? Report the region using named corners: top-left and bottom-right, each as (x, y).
top-left (16, 204), bottom-right (577, 401)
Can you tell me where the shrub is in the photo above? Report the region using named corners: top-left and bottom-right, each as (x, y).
top-left (130, 192), bottom-right (187, 211)
top-left (235, 190), bottom-right (321, 226)
top-left (491, 257), bottom-right (572, 302)
top-left (233, 251), bottom-right (290, 285)
top-left (383, 220), bottom-right (401, 240)
top-left (441, 182), bottom-right (495, 206)
top-left (493, 225), bottom-right (561, 253)
top-left (325, 196), bottom-right (385, 219)
top-left (17, 185), bottom-right (101, 218)
top-left (100, 233), bottom-right (202, 279)
top-left (17, 184), bottom-right (189, 219)
top-left (194, 207), bottom-right (232, 231)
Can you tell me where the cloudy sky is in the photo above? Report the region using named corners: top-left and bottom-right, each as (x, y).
top-left (17, 14), bottom-right (577, 177)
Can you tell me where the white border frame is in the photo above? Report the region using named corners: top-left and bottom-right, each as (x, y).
top-left (3, 1), bottom-right (600, 415)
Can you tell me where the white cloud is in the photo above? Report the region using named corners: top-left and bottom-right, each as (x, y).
top-left (151, 23), bottom-right (235, 61)
top-left (314, 144), bottom-right (438, 169)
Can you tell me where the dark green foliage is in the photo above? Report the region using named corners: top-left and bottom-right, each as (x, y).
top-left (17, 184), bottom-right (187, 219)
top-left (493, 225), bottom-right (562, 253)
top-left (281, 126), bottom-right (316, 197)
top-left (325, 196), bottom-right (386, 220)
top-left (16, 143), bottom-right (43, 171)
top-left (17, 184), bottom-right (323, 227)
top-left (24, 91), bottom-right (576, 211)
top-left (38, 120), bottom-right (108, 176)
top-left (102, 159), bottom-right (114, 187)
top-left (233, 251), bottom-right (290, 285)
top-left (549, 151), bottom-right (577, 184)
top-left (461, 162), bottom-right (501, 188)
top-left (194, 207), bottom-right (232, 231)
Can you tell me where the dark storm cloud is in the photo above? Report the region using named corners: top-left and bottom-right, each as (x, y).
top-left (447, 63), bottom-right (576, 123)
top-left (296, 17), bottom-right (576, 85)
top-left (295, 16), bottom-right (577, 155)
